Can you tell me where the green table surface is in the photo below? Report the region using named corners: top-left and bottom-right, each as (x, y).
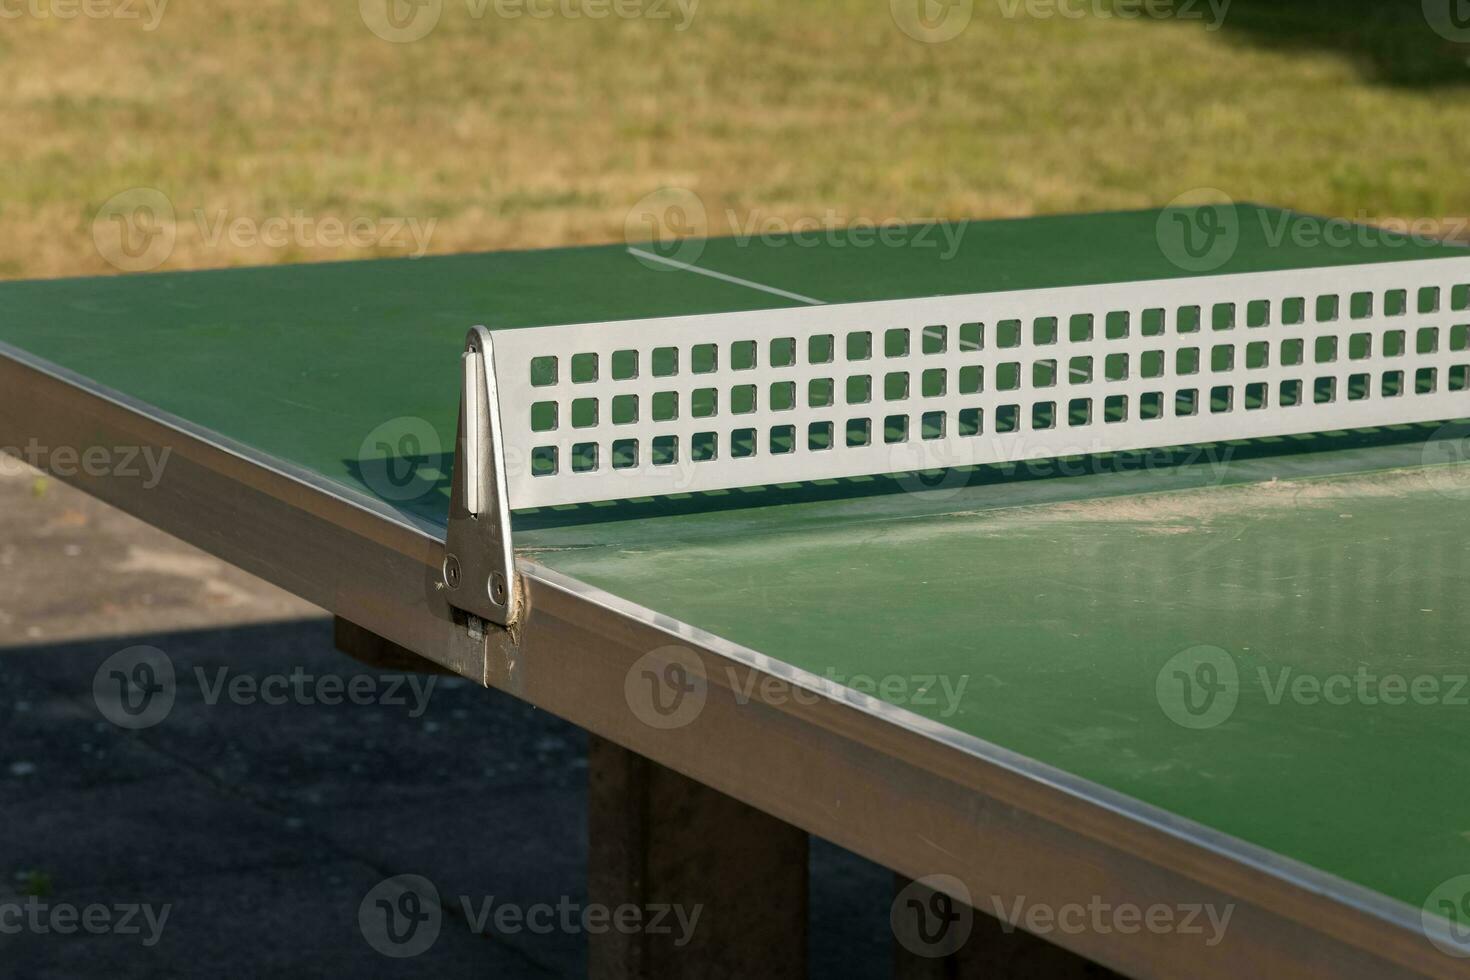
top-left (2, 208), bottom-right (1468, 914)
top-left (518, 434), bottom-right (1470, 914)
top-left (1, 204), bottom-right (1464, 527)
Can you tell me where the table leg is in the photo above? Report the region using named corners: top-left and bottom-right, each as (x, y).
top-left (588, 735), bottom-right (809, 980)
top-left (333, 616), bottom-right (457, 675)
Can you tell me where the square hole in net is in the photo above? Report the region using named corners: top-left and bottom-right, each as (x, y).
top-left (612, 349), bottom-right (639, 380)
top-left (922, 325), bottom-right (948, 354)
top-left (654, 347), bottom-right (680, 377)
top-left (571, 442), bottom-right (598, 473)
top-left (731, 385), bottom-right (757, 415)
top-left (612, 394), bottom-right (639, 425)
top-left (731, 429), bottom-right (757, 458)
top-left (612, 439), bottom-right (639, 469)
top-left (571, 353), bottom-right (599, 384)
top-left (691, 432), bottom-right (718, 462)
top-left (770, 425), bottom-right (796, 455)
top-left (531, 356), bottom-right (558, 387)
top-left (731, 340), bottom-right (758, 371)
top-left (691, 388), bottom-right (718, 418)
top-left (691, 343), bottom-right (718, 374)
top-left (652, 391), bottom-right (679, 422)
top-left (571, 397), bottom-right (599, 428)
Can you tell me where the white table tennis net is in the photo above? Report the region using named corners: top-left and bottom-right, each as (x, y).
top-left (484, 257), bottom-right (1470, 509)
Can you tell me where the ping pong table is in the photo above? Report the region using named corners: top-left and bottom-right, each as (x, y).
top-left (3, 204), bottom-right (1470, 978)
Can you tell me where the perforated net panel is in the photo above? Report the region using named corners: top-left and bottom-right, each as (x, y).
top-left (490, 258), bottom-right (1470, 509)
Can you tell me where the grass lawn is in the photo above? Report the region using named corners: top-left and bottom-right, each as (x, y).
top-left (2, 0), bottom-right (1468, 279)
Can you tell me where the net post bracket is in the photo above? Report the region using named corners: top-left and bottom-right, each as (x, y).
top-left (443, 326), bottom-right (520, 631)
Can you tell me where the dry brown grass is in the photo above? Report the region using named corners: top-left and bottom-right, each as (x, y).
top-left (2, 0), bottom-right (1469, 279)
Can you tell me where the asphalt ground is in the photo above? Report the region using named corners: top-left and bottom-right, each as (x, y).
top-left (0, 463), bottom-right (892, 977)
